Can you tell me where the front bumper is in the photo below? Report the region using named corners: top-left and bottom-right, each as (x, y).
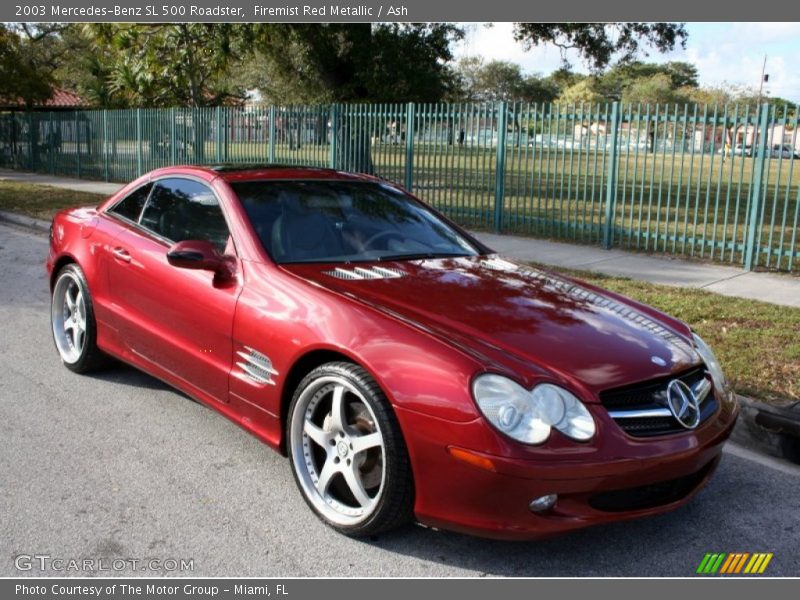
top-left (396, 395), bottom-right (738, 540)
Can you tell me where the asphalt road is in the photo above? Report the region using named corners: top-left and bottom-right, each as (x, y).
top-left (1, 221), bottom-right (799, 577)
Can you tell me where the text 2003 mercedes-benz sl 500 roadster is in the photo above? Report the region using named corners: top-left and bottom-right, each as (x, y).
top-left (47, 164), bottom-right (738, 540)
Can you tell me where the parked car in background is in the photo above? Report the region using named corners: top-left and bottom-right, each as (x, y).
top-left (724, 143), bottom-right (752, 157)
top-left (47, 164), bottom-right (739, 540)
top-left (754, 144), bottom-right (800, 159)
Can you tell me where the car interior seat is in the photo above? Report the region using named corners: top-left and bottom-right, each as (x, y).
top-left (271, 194), bottom-right (343, 262)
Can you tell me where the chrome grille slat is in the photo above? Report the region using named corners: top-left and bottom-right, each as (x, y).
top-left (608, 407), bottom-right (673, 419)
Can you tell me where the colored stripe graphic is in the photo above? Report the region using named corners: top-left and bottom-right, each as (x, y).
top-left (708, 552), bottom-right (774, 575)
top-left (733, 553), bottom-right (750, 574)
top-left (696, 553), bottom-right (713, 574)
top-left (719, 554), bottom-right (737, 574)
top-left (697, 552), bottom-right (773, 575)
top-left (758, 554), bottom-right (773, 573)
top-left (697, 553), bottom-right (727, 574)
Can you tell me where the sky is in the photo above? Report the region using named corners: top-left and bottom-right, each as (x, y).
top-left (453, 23), bottom-right (800, 103)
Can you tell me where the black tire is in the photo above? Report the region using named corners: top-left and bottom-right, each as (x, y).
top-left (50, 263), bottom-right (109, 373)
top-left (287, 361), bottom-right (414, 537)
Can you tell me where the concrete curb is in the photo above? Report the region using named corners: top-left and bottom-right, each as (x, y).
top-left (732, 396), bottom-right (800, 464)
top-left (1, 209), bottom-right (798, 464)
top-left (0, 210), bottom-right (51, 234)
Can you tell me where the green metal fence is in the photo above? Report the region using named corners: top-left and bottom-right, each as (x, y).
top-left (1, 101), bottom-right (799, 272)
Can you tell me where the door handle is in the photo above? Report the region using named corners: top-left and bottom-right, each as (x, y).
top-left (112, 247), bottom-right (131, 263)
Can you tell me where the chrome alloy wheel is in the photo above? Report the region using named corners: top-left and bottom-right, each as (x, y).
top-left (51, 271), bottom-right (87, 364)
top-left (290, 375), bottom-right (386, 526)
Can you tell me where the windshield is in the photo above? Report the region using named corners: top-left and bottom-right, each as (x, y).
top-left (231, 180), bottom-right (481, 264)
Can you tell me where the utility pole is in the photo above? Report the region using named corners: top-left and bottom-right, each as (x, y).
top-left (757, 54), bottom-right (768, 105)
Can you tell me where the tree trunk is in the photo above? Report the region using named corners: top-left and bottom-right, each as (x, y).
top-left (335, 115), bottom-right (374, 175)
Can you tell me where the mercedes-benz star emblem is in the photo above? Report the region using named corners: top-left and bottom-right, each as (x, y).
top-left (336, 441), bottom-right (349, 459)
top-left (666, 379), bottom-right (701, 429)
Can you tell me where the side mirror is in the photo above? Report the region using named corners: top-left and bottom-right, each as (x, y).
top-left (166, 240), bottom-right (234, 280)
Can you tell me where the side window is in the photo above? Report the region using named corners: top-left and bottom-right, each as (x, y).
top-left (139, 178), bottom-right (230, 253)
top-left (108, 183), bottom-right (153, 222)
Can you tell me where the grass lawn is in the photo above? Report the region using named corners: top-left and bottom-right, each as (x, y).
top-left (0, 179), bottom-right (795, 405)
top-left (0, 180), bottom-right (106, 220)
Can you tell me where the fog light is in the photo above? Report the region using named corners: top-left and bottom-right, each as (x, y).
top-left (529, 494), bottom-right (557, 513)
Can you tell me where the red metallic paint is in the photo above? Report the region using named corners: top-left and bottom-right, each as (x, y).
top-left (47, 165), bottom-right (739, 539)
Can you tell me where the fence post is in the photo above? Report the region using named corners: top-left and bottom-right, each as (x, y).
top-left (215, 106), bottom-right (222, 163)
top-left (170, 107), bottom-right (177, 165)
top-left (494, 101), bottom-right (508, 233)
top-left (27, 112), bottom-right (35, 171)
top-left (603, 101), bottom-right (622, 249)
top-left (404, 102), bottom-right (415, 191)
top-left (48, 111), bottom-right (54, 174)
top-left (102, 110), bottom-right (110, 181)
top-left (268, 106), bottom-right (276, 163)
top-left (329, 103), bottom-right (339, 169)
top-left (744, 103), bottom-right (771, 271)
top-left (136, 108), bottom-right (143, 176)
top-left (75, 112), bottom-right (81, 179)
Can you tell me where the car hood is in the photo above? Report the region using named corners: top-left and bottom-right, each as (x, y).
top-left (282, 256), bottom-right (700, 397)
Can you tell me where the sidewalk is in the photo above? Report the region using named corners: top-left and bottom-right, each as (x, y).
top-left (2, 168), bottom-right (799, 308)
top-left (478, 232), bottom-right (800, 309)
top-left (0, 169), bottom-right (122, 196)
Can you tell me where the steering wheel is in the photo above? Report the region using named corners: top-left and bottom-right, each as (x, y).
top-left (362, 230), bottom-right (405, 250)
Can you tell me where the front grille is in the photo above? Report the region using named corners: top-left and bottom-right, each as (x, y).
top-left (588, 459), bottom-right (716, 512)
top-left (600, 367), bottom-right (718, 437)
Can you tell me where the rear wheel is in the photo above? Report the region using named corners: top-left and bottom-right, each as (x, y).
top-left (51, 264), bottom-right (108, 373)
top-left (287, 362), bottom-right (414, 537)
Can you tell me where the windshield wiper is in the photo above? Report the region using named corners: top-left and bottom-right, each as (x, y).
top-left (377, 252), bottom-right (471, 262)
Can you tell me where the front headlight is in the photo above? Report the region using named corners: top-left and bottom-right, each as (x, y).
top-left (692, 332), bottom-right (726, 391)
top-left (472, 374), bottom-right (596, 445)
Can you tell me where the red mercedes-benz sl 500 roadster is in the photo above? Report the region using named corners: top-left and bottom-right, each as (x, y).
top-left (47, 165), bottom-right (737, 539)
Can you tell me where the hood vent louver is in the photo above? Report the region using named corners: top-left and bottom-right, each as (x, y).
top-left (323, 266), bottom-right (404, 281)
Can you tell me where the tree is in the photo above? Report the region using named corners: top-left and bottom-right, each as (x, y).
top-left (83, 24), bottom-right (252, 107)
top-left (683, 86), bottom-right (732, 107)
top-left (250, 23), bottom-right (463, 172)
top-left (545, 67), bottom-right (585, 93)
top-left (513, 23), bottom-right (688, 71)
top-left (661, 61), bottom-right (699, 88)
top-left (598, 60), bottom-right (698, 100)
top-left (250, 24), bottom-right (462, 104)
top-left (558, 79), bottom-right (605, 105)
top-left (0, 23), bottom-right (59, 106)
top-left (621, 74), bottom-right (687, 105)
top-left (452, 57), bottom-right (556, 103)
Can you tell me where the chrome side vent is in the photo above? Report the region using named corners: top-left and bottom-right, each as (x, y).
top-left (235, 346), bottom-right (278, 386)
top-left (323, 266), bottom-right (404, 280)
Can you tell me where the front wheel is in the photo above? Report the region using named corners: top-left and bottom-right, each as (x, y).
top-left (287, 362), bottom-right (414, 537)
top-left (51, 264), bottom-right (108, 373)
